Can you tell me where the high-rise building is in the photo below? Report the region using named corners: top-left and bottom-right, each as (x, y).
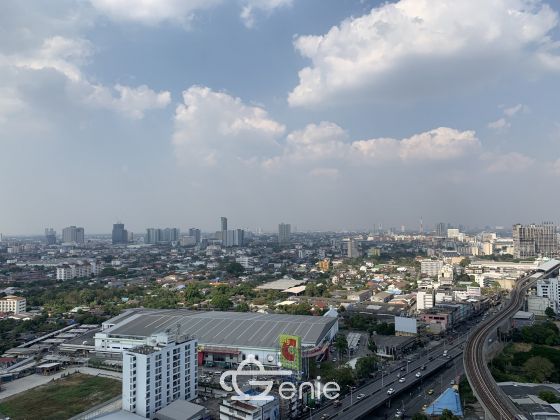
top-left (513, 222), bottom-right (558, 258)
top-left (436, 222), bottom-right (446, 237)
top-left (223, 229), bottom-right (245, 247)
top-left (145, 228), bottom-right (180, 244)
top-left (420, 260), bottom-right (444, 277)
top-left (45, 228), bottom-right (56, 245)
top-left (112, 223), bottom-right (128, 245)
top-left (345, 238), bottom-right (360, 258)
top-left (221, 217), bottom-right (228, 232)
top-left (188, 228), bottom-right (201, 244)
top-left (537, 276), bottom-right (560, 313)
top-left (62, 226), bottom-right (84, 244)
top-left (122, 332), bottom-right (198, 418)
top-left (278, 223), bottom-right (291, 245)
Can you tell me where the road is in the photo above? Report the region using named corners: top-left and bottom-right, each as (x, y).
top-left (309, 334), bottom-right (469, 420)
top-left (463, 266), bottom-right (558, 420)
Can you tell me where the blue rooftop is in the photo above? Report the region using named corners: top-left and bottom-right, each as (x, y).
top-left (425, 387), bottom-right (463, 417)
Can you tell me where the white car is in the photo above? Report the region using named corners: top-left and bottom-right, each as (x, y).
top-left (415, 372), bottom-right (422, 378)
top-left (356, 393), bottom-right (365, 400)
top-left (387, 388), bottom-right (395, 395)
top-left (398, 377), bottom-right (406, 383)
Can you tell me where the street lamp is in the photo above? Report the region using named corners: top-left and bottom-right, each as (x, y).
top-left (305, 405), bottom-right (316, 420)
top-left (347, 385), bottom-right (356, 405)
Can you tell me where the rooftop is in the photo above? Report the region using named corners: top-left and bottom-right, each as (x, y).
top-left (102, 308), bottom-right (337, 349)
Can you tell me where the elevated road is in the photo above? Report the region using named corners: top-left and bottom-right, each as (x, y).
top-left (310, 337), bottom-right (468, 419)
top-left (464, 260), bottom-right (560, 420)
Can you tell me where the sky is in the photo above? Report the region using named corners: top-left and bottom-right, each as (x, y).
top-left (1, 0), bottom-right (560, 235)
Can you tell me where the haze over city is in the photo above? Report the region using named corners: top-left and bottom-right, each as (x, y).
top-left (2, 0), bottom-right (560, 234)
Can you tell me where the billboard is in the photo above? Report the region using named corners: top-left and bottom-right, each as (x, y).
top-left (279, 334), bottom-right (302, 372)
top-left (394, 316), bottom-right (417, 335)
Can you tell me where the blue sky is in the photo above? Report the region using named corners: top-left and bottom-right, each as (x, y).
top-left (1, 0), bottom-right (560, 235)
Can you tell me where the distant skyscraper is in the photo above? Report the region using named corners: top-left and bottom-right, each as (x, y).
top-left (62, 226), bottom-right (84, 244)
top-left (45, 228), bottom-right (56, 245)
top-left (188, 228), bottom-right (201, 244)
top-left (278, 223), bottom-right (291, 245)
top-left (221, 217), bottom-right (228, 232)
top-left (223, 229), bottom-right (244, 247)
top-left (513, 222), bottom-right (558, 258)
top-left (112, 223), bottom-right (128, 245)
top-left (145, 228), bottom-right (179, 244)
top-left (436, 222), bottom-right (446, 237)
top-left (346, 238), bottom-right (360, 258)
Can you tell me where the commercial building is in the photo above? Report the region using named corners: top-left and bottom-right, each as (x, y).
top-left (95, 309), bottom-right (338, 369)
top-left (536, 276), bottom-right (560, 312)
top-left (278, 223), bottom-right (291, 245)
top-left (44, 228), bottom-right (56, 245)
top-left (122, 331), bottom-right (197, 419)
top-left (436, 222), bottom-right (447, 238)
top-left (416, 291), bottom-right (435, 310)
top-left (188, 228), bottom-right (201, 244)
top-left (420, 260), bottom-right (443, 277)
top-left (220, 390), bottom-right (279, 420)
top-left (112, 223), bottom-right (129, 245)
top-left (0, 295), bottom-right (26, 314)
top-left (62, 226), bottom-right (85, 244)
top-left (513, 222), bottom-right (558, 258)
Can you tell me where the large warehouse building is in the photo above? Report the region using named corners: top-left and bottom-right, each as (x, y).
top-left (94, 309), bottom-right (338, 368)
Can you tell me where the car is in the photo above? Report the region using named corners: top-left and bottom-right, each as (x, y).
top-left (427, 389), bottom-right (434, 395)
top-left (415, 372), bottom-right (422, 378)
top-left (420, 365), bottom-right (426, 370)
top-left (320, 415), bottom-right (330, 420)
top-left (399, 377), bottom-right (406, 383)
top-left (356, 393), bottom-right (365, 400)
top-left (333, 400), bottom-right (341, 407)
top-left (387, 388), bottom-right (395, 395)
top-left (422, 404), bottom-right (428, 411)
top-left (400, 367), bottom-right (406, 371)
top-left (450, 380), bottom-right (455, 385)
top-left (443, 350), bottom-right (448, 357)
top-left (395, 410), bottom-right (403, 418)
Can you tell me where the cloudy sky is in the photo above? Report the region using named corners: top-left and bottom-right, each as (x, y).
top-left (1, 0), bottom-right (560, 235)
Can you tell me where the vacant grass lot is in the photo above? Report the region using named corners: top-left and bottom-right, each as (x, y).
top-left (0, 373), bottom-right (121, 420)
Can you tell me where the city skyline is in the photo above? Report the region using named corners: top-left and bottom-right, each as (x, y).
top-left (2, 0), bottom-right (560, 234)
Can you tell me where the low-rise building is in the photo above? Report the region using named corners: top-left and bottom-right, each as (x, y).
top-left (0, 295), bottom-right (26, 314)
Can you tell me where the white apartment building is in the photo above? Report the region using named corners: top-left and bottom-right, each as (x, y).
top-left (536, 277), bottom-right (560, 312)
top-left (56, 261), bottom-right (99, 280)
top-left (122, 332), bottom-right (198, 419)
top-left (0, 295), bottom-right (26, 314)
top-left (416, 291), bottom-right (434, 311)
top-left (420, 260), bottom-right (444, 277)
top-left (528, 295), bottom-right (552, 317)
top-left (447, 228), bottom-right (461, 239)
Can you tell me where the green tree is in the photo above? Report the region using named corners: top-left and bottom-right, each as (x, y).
top-left (334, 334), bottom-right (348, 360)
top-left (545, 307), bottom-right (556, 318)
top-left (224, 262), bottom-right (244, 276)
top-left (523, 356), bottom-right (554, 382)
top-left (211, 294), bottom-right (233, 311)
top-left (539, 390), bottom-right (560, 403)
top-left (236, 302), bottom-right (250, 312)
top-left (368, 338), bottom-right (377, 353)
top-left (355, 355), bottom-right (377, 378)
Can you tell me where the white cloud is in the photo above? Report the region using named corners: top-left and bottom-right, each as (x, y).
top-left (173, 86), bottom-right (285, 165)
top-left (90, 0), bottom-right (291, 27)
top-left (266, 124), bottom-right (480, 169)
top-left (309, 167), bottom-right (339, 179)
top-left (90, 0), bottom-right (221, 25)
top-left (1, 36), bottom-right (170, 119)
top-left (485, 152), bottom-right (535, 173)
top-left (488, 118), bottom-right (510, 130)
top-left (85, 84), bottom-right (171, 119)
top-left (288, 0), bottom-right (560, 107)
top-left (488, 103), bottom-right (529, 130)
top-left (552, 159), bottom-right (560, 175)
top-left (240, 0), bottom-right (293, 28)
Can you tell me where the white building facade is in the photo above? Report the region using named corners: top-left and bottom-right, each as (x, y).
top-left (0, 295), bottom-right (26, 314)
top-left (122, 332), bottom-right (198, 419)
top-left (536, 277), bottom-right (560, 312)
